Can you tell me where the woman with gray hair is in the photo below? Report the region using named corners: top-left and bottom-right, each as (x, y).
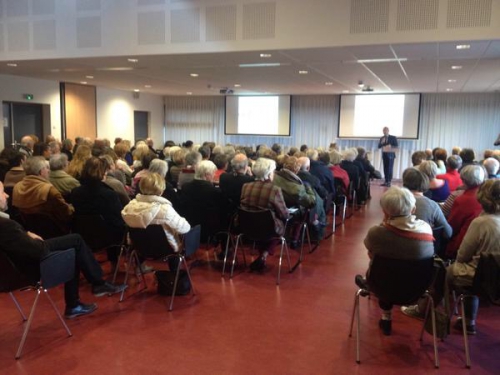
top-left (328, 150), bottom-right (350, 192)
top-left (419, 160), bottom-right (450, 202)
top-left (445, 164), bottom-right (486, 258)
top-left (356, 186), bottom-right (434, 335)
top-left (240, 158), bottom-right (290, 271)
top-left (148, 158), bottom-right (181, 211)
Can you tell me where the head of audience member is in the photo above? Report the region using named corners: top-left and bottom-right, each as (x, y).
top-left (24, 156), bottom-right (50, 180)
top-left (164, 140), bottom-right (176, 148)
top-left (185, 151), bottom-right (202, 168)
top-left (148, 159), bottom-right (168, 178)
top-left (483, 158), bottom-right (499, 178)
top-left (259, 148), bottom-right (277, 161)
top-left (133, 142), bottom-right (150, 162)
top-left (459, 148), bottom-right (476, 164)
top-left (477, 179), bottom-right (500, 214)
top-left (183, 140), bottom-right (194, 150)
top-left (172, 148), bottom-right (186, 166)
top-left (252, 158), bottom-right (276, 181)
top-left (72, 144), bottom-right (92, 163)
top-left (146, 138), bottom-right (154, 149)
top-left (380, 186), bottom-right (416, 219)
top-left (411, 151), bottom-right (427, 167)
top-left (48, 141), bottom-right (61, 155)
top-left (230, 153), bottom-right (249, 175)
top-left (298, 156), bottom-right (310, 172)
top-left (62, 139), bottom-right (73, 153)
top-left (49, 153), bottom-right (69, 172)
top-left (213, 154), bottom-right (228, 172)
top-left (33, 142), bottom-right (51, 159)
top-left (114, 137), bottom-right (122, 146)
top-left (212, 145), bottom-right (223, 157)
top-left (92, 139), bottom-right (107, 156)
top-left (433, 148), bottom-right (447, 164)
top-left (300, 144), bottom-right (308, 153)
top-left (484, 149), bottom-right (494, 160)
top-left (460, 164), bottom-right (485, 189)
top-left (288, 147), bottom-right (298, 156)
top-left (2, 149), bottom-right (25, 169)
top-left (198, 145), bottom-right (211, 160)
top-left (446, 155), bottom-right (462, 171)
top-left (0, 181), bottom-right (8, 212)
top-left (283, 156), bottom-right (301, 175)
top-left (418, 160), bottom-right (439, 180)
top-left (306, 149), bottom-right (319, 161)
top-left (329, 150), bottom-right (342, 165)
top-left (98, 154), bottom-right (116, 174)
top-left (276, 155), bottom-right (286, 170)
top-left (80, 157), bottom-right (106, 184)
top-left (45, 135), bottom-right (56, 144)
top-left (139, 172), bottom-right (165, 197)
top-left (114, 142), bottom-right (129, 160)
top-left (342, 149), bottom-right (356, 162)
top-left (140, 153), bottom-right (157, 170)
top-left (402, 168), bottom-right (429, 193)
top-left (329, 142), bottom-right (338, 151)
top-left (452, 146), bottom-right (462, 156)
top-left (318, 151), bottom-right (331, 165)
top-left (271, 143), bottom-right (282, 155)
top-left (356, 147), bottom-right (366, 160)
top-left (222, 145), bottom-right (236, 159)
top-left (20, 135), bottom-right (35, 151)
top-left (194, 160), bottom-right (217, 182)
top-left (425, 149), bottom-right (433, 160)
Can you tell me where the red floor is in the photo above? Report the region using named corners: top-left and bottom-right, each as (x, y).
top-left (1, 182), bottom-right (499, 374)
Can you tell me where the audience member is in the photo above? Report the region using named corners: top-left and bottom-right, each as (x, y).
top-left (459, 148), bottom-right (476, 170)
top-left (33, 142), bottom-right (51, 159)
top-left (178, 151), bottom-right (202, 190)
top-left (49, 153), bottom-right (80, 197)
top-left (3, 150), bottom-right (26, 188)
top-left (418, 161), bottom-right (450, 202)
top-left (61, 139), bottom-right (73, 162)
top-left (483, 157), bottom-right (499, 179)
top-left (411, 151), bottom-right (427, 168)
top-left (68, 144), bottom-right (92, 180)
top-left (219, 153), bottom-right (254, 212)
top-left (328, 150), bottom-right (350, 193)
top-left (436, 155), bottom-right (463, 192)
top-left (148, 158), bottom-right (181, 211)
top-left (19, 135), bottom-right (35, 157)
top-left (433, 148), bottom-right (447, 175)
top-left (99, 155), bottom-right (130, 207)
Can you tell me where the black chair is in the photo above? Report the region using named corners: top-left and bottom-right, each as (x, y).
top-left (0, 249), bottom-right (74, 359)
top-left (72, 214), bottom-right (127, 282)
top-left (20, 212), bottom-right (69, 239)
top-left (333, 177), bottom-right (348, 224)
top-left (348, 255), bottom-right (439, 368)
top-left (128, 225), bottom-right (201, 310)
top-left (452, 253), bottom-right (500, 368)
top-left (432, 226), bottom-right (447, 259)
top-left (229, 208), bottom-right (292, 285)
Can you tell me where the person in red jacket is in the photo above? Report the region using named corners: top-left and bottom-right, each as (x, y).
top-left (436, 155), bottom-right (463, 192)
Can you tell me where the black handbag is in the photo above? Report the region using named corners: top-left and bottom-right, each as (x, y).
top-left (155, 269), bottom-right (191, 296)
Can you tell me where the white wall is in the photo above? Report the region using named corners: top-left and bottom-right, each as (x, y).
top-left (97, 88), bottom-right (164, 147)
top-left (0, 74), bottom-right (165, 148)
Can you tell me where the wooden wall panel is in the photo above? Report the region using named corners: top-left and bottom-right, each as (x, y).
top-left (63, 83), bottom-right (96, 141)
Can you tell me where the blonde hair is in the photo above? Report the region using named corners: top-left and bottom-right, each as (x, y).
top-left (139, 172), bottom-right (165, 196)
top-left (67, 144), bottom-right (91, 178)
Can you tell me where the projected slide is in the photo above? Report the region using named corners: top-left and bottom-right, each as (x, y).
top-left (225, 96), bottom-right (291, 136)
top-left (238, 97), bottom-right (279, 135)
top-left (339, 94), bottom-right (421, 139)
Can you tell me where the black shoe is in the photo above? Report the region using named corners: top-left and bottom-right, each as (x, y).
top-left (354, 274), bottom-right (368, 290)
top-left (379, 319), bottom-right (392, 336)
top-left (380, 182), bottom-right (388, 187)
top-left (453, 318), bottom-right (476, 335)
top-left (92, 281), bottom-right (128, 297)
top-left (249, 257), bottom-right (266, 272)
top-left (64, 302), bottom-right (97, 319)
top-left (289, 240), bottom-right (301, 249)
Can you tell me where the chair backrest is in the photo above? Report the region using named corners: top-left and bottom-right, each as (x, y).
top-left (432, 226), bottom-right (447, 258)
top-left (73, 214), bottom-right (123, 251)
top-left (40, 248), bottom-right (76, 289)
top-left (0, 251), bottom-right (33, 292)
top-left (237, 208), bottom-right (279, 241)
top-left (128, 225), bottom-right (175, 259)
top-left (367, 255), bottom-right (435, 306)
top-left (473, 253), bottom-right (500, 305)
top-left (183, 225), bottom-right (201, 257)
top-left (333, 178), bottom-right (346, 196)
top-left (21, 212), bottom-right (68, 239)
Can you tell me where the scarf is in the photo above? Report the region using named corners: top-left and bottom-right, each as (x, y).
top-left (383, 215), bottom-right (434, 242)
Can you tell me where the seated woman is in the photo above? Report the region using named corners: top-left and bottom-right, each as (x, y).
top-left (3, 150), bottom-right (26, 189)
top-left (419, 160), bottom-right (450, 202)
top-left (240, 158), bottom-right (290, 271)
top-left (67, 144), bottom-right (92, 180)
top-left (328, 150), bottom-right (350, 193)
top-left (121, 172), bottom-right (191, 271)
top-left (148, 158), bottom-right (182, 212)
top-left (357, 186), bottom-right (434, 335)
top-left (432, 148), bottom-right (448, 175)
top-left (71, 157), bottom-right (126, 269)
top-left (446, 179), bottom-right (500, 334)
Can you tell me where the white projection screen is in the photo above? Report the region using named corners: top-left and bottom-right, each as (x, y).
top-left (338, 94), bottom-right (421, 139)
top-left (225, 96), bottom-right (291, 136)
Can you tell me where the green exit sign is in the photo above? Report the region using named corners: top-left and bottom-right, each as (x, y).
top-left (23, 94), bottom-right (34, 100)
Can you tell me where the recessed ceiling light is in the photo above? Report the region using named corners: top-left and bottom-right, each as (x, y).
top-left (451, 65), bottom-right (462, 70)
top-left (144, 85), bottom-right (152, 88)
top-left (299, 70), bottom-right (308, 75)
top-left (186, 92), bottom-right (192, 95)
top-left (456, 44), bottom-right (470, 50)
top-left (128, 58), bottom-right (139, 63)
top-left (234, 84), bottom-right (241, 87)
top-left (80, 81), bottom-right (87, 85)
top-left (260, 53), bottom-right (272, 58)
top-left (342, 90), bottom-right (349, 93)
top-left (7, 63), bottom-right (17, 67)
top-left (447, 79), bottom-right (457, 83)
top-left (86, 75), bottom-right (94, 79)
top-left (325, 82), bottom-right (333, 86)
top-left (133, 89), bottom-right (140, 92)
top-left (446, 88), bottom-right (453, 92)
top-left (190, 73), bottom-right (199, 77)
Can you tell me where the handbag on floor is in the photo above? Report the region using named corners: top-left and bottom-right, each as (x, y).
top-left (155, 269), bottom-right (191, 296)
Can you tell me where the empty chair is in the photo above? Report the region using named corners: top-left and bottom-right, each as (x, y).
top-left (0, 249), bottom-right (74, 359)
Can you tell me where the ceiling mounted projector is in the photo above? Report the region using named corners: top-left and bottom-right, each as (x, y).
top-left (361, 85), bottom-right (374, 92)
top-left (220, 88), bottom-right (234, 95)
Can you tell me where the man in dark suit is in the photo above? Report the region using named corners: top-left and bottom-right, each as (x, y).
top-left (378, 127), bottom-right (398, 187)
top-left (219, 153), bottom-right (254, 211)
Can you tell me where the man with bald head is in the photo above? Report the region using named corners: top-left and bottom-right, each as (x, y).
top-left (219, 153), bottom-right (254, 209)
top-left (19, 135), bottom-right (35, 157)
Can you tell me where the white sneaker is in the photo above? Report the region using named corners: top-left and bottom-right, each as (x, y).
top-left (401, 305), bottom-right (425, 320)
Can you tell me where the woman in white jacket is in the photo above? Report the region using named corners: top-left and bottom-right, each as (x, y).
top-left (122, 173), bottom-right (191, 268)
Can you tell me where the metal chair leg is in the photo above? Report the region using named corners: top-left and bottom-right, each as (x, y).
top-left (169, 258), bottom-right (182, 311)
top-left (276, 240), bottom-right (285, 285)
top-left (112, 244), bottom-right (127, 284)
top-left (460, 295), bottom-right (471, 368)
top-left (348, 290), bottom-right (360, 337)
top-left (44, 290), bottom-right (72, 337)
top-left (230, 235), bottom-right (242, 278)
top-left (221, 233), bottom-right (232, 276)
top-left (342, 197), bottom-right (347, 223)
top-left (429, 297), bottom-right (440, 368)
top-left (355, 291), bottom-right (361, 364)
top-left (16, 289), bottom-right (41, 359)
top-left (332, 203), bottom-right (336, 234)
top-left (10, 292), bottom-right (27, 321)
